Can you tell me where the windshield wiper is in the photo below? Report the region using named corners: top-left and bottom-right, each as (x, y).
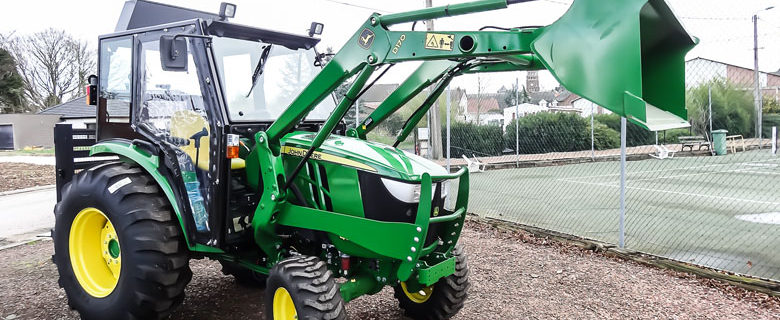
top-left (246, 44), bottom-right (272, 97)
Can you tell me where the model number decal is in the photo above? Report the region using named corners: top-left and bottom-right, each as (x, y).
top-left (281, 146), bottom-right (376, 172)
top-left (425, 33), bottom-right (454, 51)
top-left (392, 34), bottom-right (406, 54)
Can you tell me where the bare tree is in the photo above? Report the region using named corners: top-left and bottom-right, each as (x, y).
top-left (3, 29), bottom-right (95, 111)
top-left (475, 75), bottom-right (489, 125)
top-left (70, 38), bottom-right (96, 97)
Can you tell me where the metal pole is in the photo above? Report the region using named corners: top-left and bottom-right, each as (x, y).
top-left (515, 77), bottom-right (520, 167)
top-left (619, 117), bottom-right (627, 249)
top-left (708, 86), bottom-right (713, 134)
top-left (591, 103), bottom-right (595, 160)
top-left (773, 126), bottom-right (777, 156)
top-left (446, 86), bottom-right (451, 171)
top-left (425, 0), bottom-right (443, 159)
top-left (753, 14), bottom-right (763, 148)
top-left (709, 85), bottom-right (714, 153)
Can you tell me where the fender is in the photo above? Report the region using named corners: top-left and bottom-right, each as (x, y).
top-left (90, 139), bottom-right (223, 253)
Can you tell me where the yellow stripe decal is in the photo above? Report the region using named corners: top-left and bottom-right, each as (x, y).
top-left (281, 146), bottom-right (376, 172)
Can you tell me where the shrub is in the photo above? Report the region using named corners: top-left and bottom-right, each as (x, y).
top-left (589, 121), bottom-right (620, 150)
top-left (592, 114), bottom-right (655, 147)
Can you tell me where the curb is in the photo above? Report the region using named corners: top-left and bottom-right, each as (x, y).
top-left (0, 185), bottom-right (56, 197)
top-left (0, 235), bottom-right (51, 251)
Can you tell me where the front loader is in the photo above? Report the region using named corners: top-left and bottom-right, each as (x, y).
top-left (52, 0), bottom-right (696, 319)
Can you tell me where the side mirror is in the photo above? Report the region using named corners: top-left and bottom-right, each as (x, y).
top-left (160, 35), bottom-right (188, 71)
top-left (308, 22), bottom-right (324, 37)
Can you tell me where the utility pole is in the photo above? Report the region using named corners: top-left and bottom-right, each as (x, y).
top-left (753, 6), bottom-right (775, 148)
top-left (753, 13), bottom-right (762, 147)
top-left (425, 0), bottom-right (443, 159)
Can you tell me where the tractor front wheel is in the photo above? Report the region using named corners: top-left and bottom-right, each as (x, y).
top-left (265, 255), bottom-right (346, 320)
top-left (394, 245), bottom-right (470, 320)
top-left (53, 162), bottom-right (192, 320)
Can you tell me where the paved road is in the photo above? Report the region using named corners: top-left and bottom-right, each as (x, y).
top-left (0, 188), bottom-right (56, 246)
top-left (0, 155), bottom-right (55, 165)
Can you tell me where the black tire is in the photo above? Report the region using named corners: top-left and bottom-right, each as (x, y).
top-left (265, 255), bottom-right (346, 320)
top-left (394, 245), bottom-right (470, 320)
top-left (220, 260), bottom-right (268, 287)
top-left (53, 162), bottom-right (192, 320)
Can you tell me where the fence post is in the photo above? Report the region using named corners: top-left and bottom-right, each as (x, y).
top-left (446, 86), bottom-right (451, 172)
top-left (515, 77), bottom-right (520, 167)
top-left (54, 123), bottom-right (74, 202)
top-left (591, 103), bottom-right (595, 160)
top-left (619, 117), bottom-right (627, 249)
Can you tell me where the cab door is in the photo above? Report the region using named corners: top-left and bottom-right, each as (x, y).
top-left (133, 23), bottom-right (227, 246)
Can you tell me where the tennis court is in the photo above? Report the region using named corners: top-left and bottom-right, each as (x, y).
top-left (469, 150), bottom-right (780, 280)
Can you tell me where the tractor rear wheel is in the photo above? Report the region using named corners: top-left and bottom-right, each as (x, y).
top-left (393, 245), bottom-right (470, 320)
top-left (220, 260), bottom-right (268, 287)
top-left (264, 255), bottom-right (346, 320)
top-left (53, 162), bottom-right (192, 320)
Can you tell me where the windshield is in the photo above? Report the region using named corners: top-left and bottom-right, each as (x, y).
top-left (212, 36), bottom-right (336, 121)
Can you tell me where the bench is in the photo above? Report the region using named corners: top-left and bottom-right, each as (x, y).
top-left (678, 135), bottom-right (710, 152)
top-left (726, 135), bottom-right (746, 154)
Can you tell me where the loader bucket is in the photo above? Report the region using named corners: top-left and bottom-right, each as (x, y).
top-left (531, 0), bottom-right (697, 131)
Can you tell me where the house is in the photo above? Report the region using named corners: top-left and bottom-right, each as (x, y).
top-left (573, 98), bottom-right (612, 118)
top-left (38, 96), bottom-right (125, 129)
top-left (502, 103), bottom-right (547, 131)
top-left (686, 57), bottom-right (780, 98)
top-left (1, 96), bottom-right (108, 150)
top-left (0, 113), bottom-right (62, 150)
top-left (462, 94), bottom-right (502, 125)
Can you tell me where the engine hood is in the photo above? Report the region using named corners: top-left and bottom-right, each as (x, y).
top-left (281, 132), bottom-right (447, 181)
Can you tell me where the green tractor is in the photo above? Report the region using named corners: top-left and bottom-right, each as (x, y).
top-left (52, 0), bottom-right (695, 319)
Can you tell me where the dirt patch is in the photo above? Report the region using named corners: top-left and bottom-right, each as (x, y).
top-left (0, 163), bottom-right (55, 193)
top-left (1, 219), bottom-right (778, 319)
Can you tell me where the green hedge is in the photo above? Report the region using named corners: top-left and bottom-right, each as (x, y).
top-left (503, 113), bottom-right (590, 154)
top-left (443, 122), bottom-right (505, 158)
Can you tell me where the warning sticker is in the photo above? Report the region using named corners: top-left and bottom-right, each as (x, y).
top-left (425, 33), bottom-right (455, 51)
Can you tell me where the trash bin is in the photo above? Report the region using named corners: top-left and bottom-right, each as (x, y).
top-left (711, 129), bottom-right (728, 155)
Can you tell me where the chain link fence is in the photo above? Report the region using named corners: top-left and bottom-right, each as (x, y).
top-left (398, 0), bottom-right (780, 281)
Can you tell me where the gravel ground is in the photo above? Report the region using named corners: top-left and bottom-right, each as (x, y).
top-left (0, 163), bottom-right (55, 193)
top-left (1, 218), bottom-right (778, 320)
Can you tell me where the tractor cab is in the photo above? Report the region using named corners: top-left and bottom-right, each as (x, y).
top-left (93, 1), bottom-right (335, 247)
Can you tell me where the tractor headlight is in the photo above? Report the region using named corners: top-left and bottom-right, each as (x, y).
top-left (381, 178), bottom-right (421, 203)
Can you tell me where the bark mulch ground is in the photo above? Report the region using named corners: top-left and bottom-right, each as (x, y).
top-left (1, 218), bottom-right (778, 319)
top-left (0, 163), bottom-right (55, 193)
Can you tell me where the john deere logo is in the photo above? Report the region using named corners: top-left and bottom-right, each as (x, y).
top-left (358, 28), bottom-right (375, 49)
top-left (433, 207), bottom-right (440, 217)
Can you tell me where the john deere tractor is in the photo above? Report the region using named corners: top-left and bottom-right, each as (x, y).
top-left (52, 0), bottom-right (695, 319)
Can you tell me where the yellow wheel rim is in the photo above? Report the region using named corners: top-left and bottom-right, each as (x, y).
top-left (273, 287), bottom-right (297, 319)
top-left (401, 282), bottom-right (434, 304)
top-left (69, 207), bottom-right (121, 298)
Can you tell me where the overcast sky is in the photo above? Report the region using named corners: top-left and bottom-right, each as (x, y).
top-left (1, 0), bottom-right (779, 93)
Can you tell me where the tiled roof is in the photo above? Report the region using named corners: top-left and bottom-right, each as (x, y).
top-left (38, 96), bottom-right (128, 119)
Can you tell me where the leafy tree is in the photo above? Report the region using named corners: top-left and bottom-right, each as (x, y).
top-left (0, 48), bottom-right (25, 113)
top-left (686, 79), bottom-right (754, 137)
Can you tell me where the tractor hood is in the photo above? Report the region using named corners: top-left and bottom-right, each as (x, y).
top-left (281, 132), bottom-right (447, 181)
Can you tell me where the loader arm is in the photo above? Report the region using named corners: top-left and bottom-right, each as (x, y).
top-left (266, 0), bottom-right (696, 154)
